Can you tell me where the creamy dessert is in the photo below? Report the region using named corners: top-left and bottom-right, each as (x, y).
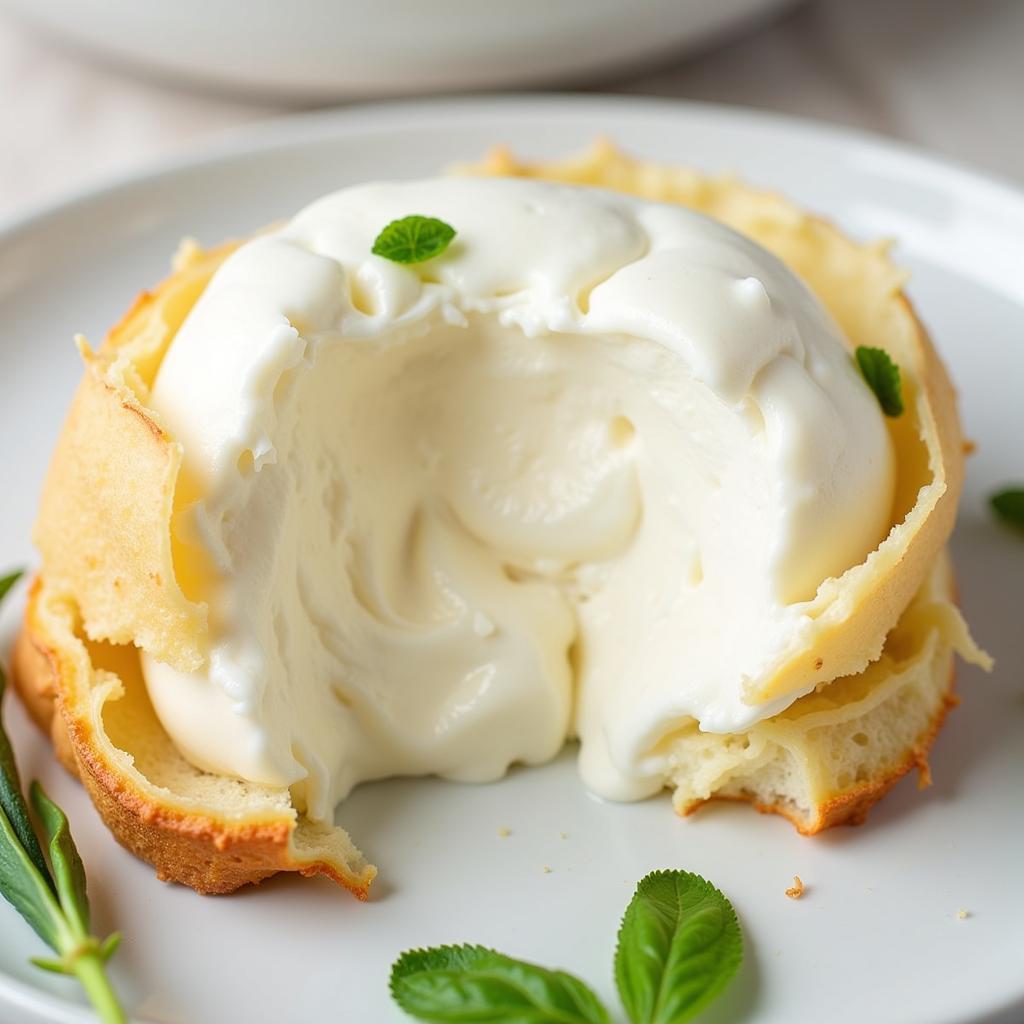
top-left (141, 178), bottom-right (895, 819)
top-left (13, 145), bottom-right (986, 895)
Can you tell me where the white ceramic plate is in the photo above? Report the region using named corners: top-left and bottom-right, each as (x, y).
top-left (0, 0), bottom-right (796, 100)
top-left (0, 96), bottom-right (1022, 1024)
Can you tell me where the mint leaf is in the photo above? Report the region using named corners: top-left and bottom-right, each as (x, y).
top-left (31, 782), bottom-right (91, 937)
top-left (991, 488), bottom-right (1024, 529)
top-left (615, 870), bottom-right (742, 1024)
top-left (855, 346), bottom-right (904, 417)
top-left (391, 944), bottom-right (610, 1023)
top-left (372, 215), bottom-right (456, 265)
top-left (0, 570), bottom-right (21, 603)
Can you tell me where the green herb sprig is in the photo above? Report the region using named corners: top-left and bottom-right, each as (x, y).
top-left (855, 345), bottom-right (904, 417)
top-left (990, 487), bottom-right (1024, 530)
top-left (0, 570), bottom-right (126, 1023)
top-left (390, 869), bottom-right (742, 1024)
top-left (372, 215), bottom-right (456, 265)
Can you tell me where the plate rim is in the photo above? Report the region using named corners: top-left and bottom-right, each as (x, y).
top-left (4, 92), bottom-right (1024, 250)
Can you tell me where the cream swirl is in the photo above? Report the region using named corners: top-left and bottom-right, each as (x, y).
top-left (141, 178), bottom-right (895, 818)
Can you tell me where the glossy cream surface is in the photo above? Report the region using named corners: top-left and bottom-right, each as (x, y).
top-left (141, 178), bottom-right (895, 817)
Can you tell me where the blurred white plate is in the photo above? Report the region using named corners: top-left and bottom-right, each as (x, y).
top-left (0, 0), bottom-right (797, 99)
top-left (0, 96), bottom-right (1022, 1024)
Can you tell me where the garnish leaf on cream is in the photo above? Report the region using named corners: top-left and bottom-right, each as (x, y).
top-left (991, 487), bottom-right (1024, 529)
top-left (0, 570), bottom-right (127, 1024)
top-left (390, 870), bottom-right (742, 1024)
top-left (372, 215), bottom-right (456, 265)
top-left (615, 871), bottom-right (742, 1024)
top-left (855, 345), bottom-right (904, 417)
top-left (0, 570), bottom-right (21, 603)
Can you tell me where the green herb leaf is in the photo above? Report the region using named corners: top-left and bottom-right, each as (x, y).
top-left (30, 954), bottom-right (71, 974)
top-left (391, 944), bottom-right (610, 1023)
top-left (0, 570), bottom-right (53, 888)
top-left (0, 686), bottom-right (52, 886)
top-left (0, 570), bottom-right (22, 603)
top-left (0, 802), bottom-right (64, 950)
top-left (855, 345), bottom-right (904, 417)
top-left (372, 215), bottom-right (456, 265)
top-left (615, 870), bottom-right (742, 1024)
top-left (0, 571), bottom-right (63, 949)
top-left (0, 568), bottom-right (127, 1024)
top-left (99, 931), bottom-right (122, 963)
top-left (31, 782), bottom-right (91, 937)
top-left (991, 488), bottom-right (1024, 529)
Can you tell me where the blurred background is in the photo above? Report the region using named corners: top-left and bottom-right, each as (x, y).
top-left (1, 0), bottom-right (1021, 220)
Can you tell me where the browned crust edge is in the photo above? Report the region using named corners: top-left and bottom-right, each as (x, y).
top-left (12, 580), bottom-right (371, 897)
top-left (679, 667), bottom-right (958, 835)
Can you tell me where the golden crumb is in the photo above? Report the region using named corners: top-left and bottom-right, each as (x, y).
top-left (956, 909), bottom-right (969, 920)
top-left (542, 865), bottom-right (552, 874)
top-left (497, 826), bottom-right (512, 838)
top-left (785, 876), bottom-right (805, 899)
top-left (559, 831), bottom-right (569, 840)
top-left (962, 439), bottom-right (977, 455)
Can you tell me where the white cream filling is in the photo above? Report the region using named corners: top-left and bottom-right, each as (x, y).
top-left (141, 178), bottom-right (895, 819)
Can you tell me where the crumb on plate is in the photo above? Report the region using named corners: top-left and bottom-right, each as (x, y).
top-left (785, 875), bottom-right (805, 899)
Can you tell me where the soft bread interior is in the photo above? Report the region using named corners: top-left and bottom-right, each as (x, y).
top-left (662, 550), bottom-right (988, 830)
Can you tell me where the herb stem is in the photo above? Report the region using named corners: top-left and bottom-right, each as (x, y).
top-left (71, 950), bottom-right (126, 1024)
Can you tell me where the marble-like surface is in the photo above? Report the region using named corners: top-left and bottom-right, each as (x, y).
top-left (2, 0), bottom-right (1021, 221)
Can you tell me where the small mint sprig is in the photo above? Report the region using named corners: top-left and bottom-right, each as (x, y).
top-left (389, 869), bottom-right (742, 1024)
top-left (0, 570), bottom-right (126, 1024)
top-left (856, 345), bottom-right (904, 417)
top-left (372, 215), bottom-right (456, 265)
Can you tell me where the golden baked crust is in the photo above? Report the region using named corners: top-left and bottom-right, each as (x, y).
top-left (12, 145), bottom-right (989, 896)
top-left (14, 577), bottom-right (374, 897)
top-left (29, 246), bottom-right (232, 674)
